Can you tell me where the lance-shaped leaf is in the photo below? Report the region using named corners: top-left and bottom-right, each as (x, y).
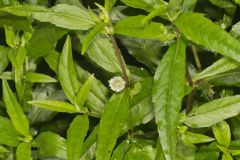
top-left (0, 145), bottom-right (9, 153)
top-left (67, 115), bottom-right (89, 160)
top-left (194, 57), bottom-right (240, 81)
top-left (16, 142), bottom-right (32, 160)
top-left (184, 95), bottom-right (240, 128)
top-left (0, 116), bottom-right (20, 147)
top-left (114, 15), bottom-right (175, 42)
top-left (152, 39), bottom-right (186, 160)
top-left (105, 0), bottom-right (117, 13)
top-left (2, 80), bottom-right (32, 139)
top-left (1, 4), bottom-right (95, 30)
top-left (25, 72), bottom-right (57, 83)
top-left (81, 22), bottom-right (105, 54)
top-left (0, 46), bottom-right (9, 74)
top-left (59, 36), bottom-right (80, 103)
top-left (74, 75), bottom-right (93, 112)
top-left (96, 90), bottom-right (129, 160)
top-left (120, 0), bottom-right (162, 12)
top-left (28, 100), bottom-right (77, 113)
top-left (174, 12), bottom-right (240, 63)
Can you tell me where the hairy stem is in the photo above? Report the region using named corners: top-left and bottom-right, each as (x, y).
top-left (108, 25), bottom-right (129, 87)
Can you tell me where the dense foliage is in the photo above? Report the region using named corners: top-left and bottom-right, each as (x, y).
top-left (1, 0), bottom-right (240, 159)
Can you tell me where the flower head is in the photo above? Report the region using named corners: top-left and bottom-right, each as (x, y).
top-left (109, 76), bottom-right (126, 92)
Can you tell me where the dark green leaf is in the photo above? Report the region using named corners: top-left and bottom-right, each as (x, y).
top-left (184, 95), bottom-right (240, 128)
top-left (96, 90), bottom-right (129, 160)
top-left (174, 12), bottom-right (240, 63)
top-left (67, 115), bottom-right (89, 160)
top-left (152, 39), bottom-right (186, 160)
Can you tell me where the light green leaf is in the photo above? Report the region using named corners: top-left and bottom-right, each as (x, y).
top-left (213, 121), bottom-right (231, 148)
top-left (27, 23), bottom-right (67, 59)
top-left (125, 145), bottom-right (157, 160)
top-left (0, 145), bottom-right (9, 153)
top-left (193, 57), bottom-right (239, 81)
top-left (74, 75), bottom-right (93, 112)
top-left (222, 152), bottom-right (233, 160)
top-left (184, 95), bottom-right (240, 128)
top-left (0, 116), bottom-right (20, 147)
top-left (16, 142), bottom-right (31, 160)
top-left (174, 12), bottom-right (240, 63)
top-left (120, 0), bottom-right (162, 11)
top-left (28, 100), bottom-right (77, 113)
top-left (1, 4), bottom-right (95, 30)
top-left (35, 132), bottom-right (67, 159)
top-left (96, 90), bottom-right (129, 160)
top-left (182, 131), bottom-right (215, 145)
top-left (152, 39), bottom-right (186, 160)
top-left (80, 126), bottom-right (98, 160)
top-left (111, 140), bottom-right (131, 160)
top-left (2, 80), bottom-right (31, 139)
top-left (25, 72), bottom-right (57, 83)
top-left (81, 22), bottom-right (105, 54)
top-left (105, 0), bottom-right (117, 13)
top-left (59, 35), bottom-right (80, 103)
top-left (67, 115), bottom-right (89, 160)
top-left (114, 15), bottom-right (175, 41)
top-left (0, 46), bottom-right (9, 74)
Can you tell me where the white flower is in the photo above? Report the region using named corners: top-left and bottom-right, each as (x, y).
top-left (109, 76), bottom-right (126, 92)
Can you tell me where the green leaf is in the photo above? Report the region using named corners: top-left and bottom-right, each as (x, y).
top-left (0, 145), bottom-right (9, 153)
top-left (25, 72), bottom-right (57, 83)
top-left (67, 115), bottom-right (89, 160)
top-left (27, 23), bottom-right (67, 59)
top-left (152, 39), bottom-right (186, 160)
top-left (74, 75), bottom-right (93, 112)
top-left (0, 116), bottom-right (20, 147)
top-left (182, 131), bottom-right (215, 145)
top-left (193, 57), bottom-right (239, 81)
top-left (1, 4), bottom-right (95, 30)
top-left (174, 12), bottom-right (240, 63)
top-left (120, 0), bottom-right (162, 12)
top-left (80, 126), bottom-right (98, 160)
top-left (0, 46), bottom-right (9, 74)
top-left (77, 33), bottom-right (122, 74)
top-left (96, 90), bottom-right (129, 160)
top-left (213, 121), bottom-right (231, 148)
top-left (81, 22), bottom-right (105, 54)
top-left (0, 13), bottom-right (32, 32)
top-left (35, 131), bottom-right (67, 159)
top-left (111, 140), bottom-right (131, 160)
top-left (125, 144), bottom-right (157, 160)
top-left (114, 15), bottom-right (175, 42)
top-left (195, 143), bottom-right (219, 160)
top-left (184, 95), bottom-right (240, 128)
top-left (59, 35), bottom-right (80, 103)
top-left (222, 153), bottom-right (233, 160)
top-left (105, 0), bottom-right (117, 13)
top-left (16, 142), bottom-right (31, 160)
top-left (28, 100), bottom-right (77, 113)
top-left (2, 80), bottom-right (31, 139)
top-left (123, 77), bottom-right (154, 131)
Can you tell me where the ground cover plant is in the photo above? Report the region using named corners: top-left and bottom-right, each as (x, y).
top-left (1, 0), bottom-right (240, 159)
